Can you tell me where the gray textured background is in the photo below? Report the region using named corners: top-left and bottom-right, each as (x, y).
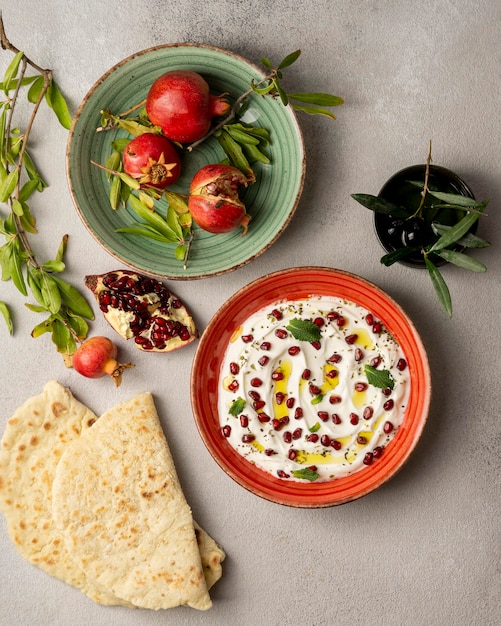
top-left (0, 1), bottom-right (499, 625)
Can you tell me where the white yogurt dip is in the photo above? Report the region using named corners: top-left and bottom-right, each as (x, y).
top-left (218, 296), bottom-right (411, 482)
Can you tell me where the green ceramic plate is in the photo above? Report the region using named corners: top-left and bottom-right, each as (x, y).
top-left (67, 44), bottom-right (305, 279)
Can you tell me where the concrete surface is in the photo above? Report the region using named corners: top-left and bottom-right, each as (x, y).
top-left (0, 1), bottom-right (499, 625)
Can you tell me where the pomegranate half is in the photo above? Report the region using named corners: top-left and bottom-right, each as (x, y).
top-left (145, 70), bottom-right (230, 144)
top-left (188, 164), bottom-right (251, 235)
top-left (85, 270), bottom-right (198, 353)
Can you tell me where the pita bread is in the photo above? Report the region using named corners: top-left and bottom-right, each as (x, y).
top-left (0, 380), bottom-right (131, 606)
top-left (52, 392), bottom-right (213, 610)
top-left (0, 383), bottom-right (224, 609)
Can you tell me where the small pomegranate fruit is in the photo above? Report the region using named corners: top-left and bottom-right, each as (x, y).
top-left (145, 70), bottom-right (230, 144)
top-left (85, 270), bottom-right (198, 353)
top-left (122, 133), bottom-right (181, 188)
top-left (188, 164), bottom-right (251, 235)
top-left (72, 336), bottom-right (134, 387)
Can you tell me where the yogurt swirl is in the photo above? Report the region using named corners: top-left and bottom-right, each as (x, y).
top-left (218, 296), bottom-right (410, 482)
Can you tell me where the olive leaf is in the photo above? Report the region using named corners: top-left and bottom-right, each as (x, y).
top-left (428, 202), bottom-right (486, 252)
top-left (380, 246), bottom-right (419, 266)
top-left (351, 193), bottom-right (409, 219)
top-left (425, 257), bottom-right (452, 318)
top-left (435, 249), bottom-right (487, 272)
top-left (431, 222), bottom-right (490, 248)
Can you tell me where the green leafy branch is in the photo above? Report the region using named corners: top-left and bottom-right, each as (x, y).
top-left (351, 146), bottom-right (490, 318)
top-left (0, 17), bottom-right (94, 359)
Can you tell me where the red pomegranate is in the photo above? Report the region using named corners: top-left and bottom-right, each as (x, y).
top-left (188, 164), bottom-right (251, 235)
top-left (145, 70), bottom-right (230, 143)
top-left (122, 133), bottom-right (181, 188)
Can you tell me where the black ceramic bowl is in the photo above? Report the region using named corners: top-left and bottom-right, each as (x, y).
top-left (374, 164), bottom-right (476, 268)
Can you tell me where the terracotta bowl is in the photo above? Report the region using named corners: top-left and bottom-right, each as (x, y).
top-left (191, 267), bottom-right (431, 507)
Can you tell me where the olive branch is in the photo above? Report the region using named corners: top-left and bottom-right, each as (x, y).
top-left (351, 143), bottom-right (490, 318)
top-left (0, 16), bottom-right (94, 360)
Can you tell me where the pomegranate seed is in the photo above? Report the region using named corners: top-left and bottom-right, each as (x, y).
top-left (264, 448), bottom-right (276, 456)
top-left (280, 416), bottom-right (290, 427)
top-left (258, 355), bottom-right (270, 366)
top-left (228, 379), bottom-right (239, 392)
top-left (328, 353), bottom-right (342, 363)
top-left (350, 412), bottom-right (359, 425)
top-left (363, 406), bottom-right (374, 420)
top-left (277, 470), bottom-right (290, 478)
top-left (331, 439), bottom-right (342, 450)
top-left (363, 452), bottom-right (374, 465)
top-left (301, 368), bottom-right (311, 380)
top-left (336, 316), bottom-right (346, 327)
top-left (275, 328), bottom-right (288, 339)
top-left (309, 384), bottom-right (321, 395)
top-left (306, 433), bottom-right (319, 443)
top-left (275, 392), bottom-right (285, 405)
top-left (286, 397), bottom-right (295, 408)
top-left (357, 435), bottom-right (368, 445)
top-left (326, 369), bottom-right (338, 379)
top-left (222, 425), bottom-right (231, 437)
top-left (370, 356), bottom-right (382, 368)
top-left (240, 414), bottom-right (249, 428)
top-left (329, 395), bottom-right (342, 404)
top-left (313, 317), bottom-right (325, 327)
top-left (311, 340), bottom-right (321, 350)
top-left (250, 377), bottom-right (263, 387)
top-left (283, 431), bottom-right (292, 444)
top-left (318, 411), bottom-right (329, 422)
top-left (294, 407), bottom-right (304, 419)
top-left (346, 334), bottom-right (358, 344)
top-left (272, 308), bottom-right (283, 320)
top-left (272, 418), bottom-right (283, 431)
top-left (257, 412), bottom-right (270, 423)
top-left (241, 334), bottom-right (254, 343)
top-left (384, 421), bottom-right (394, 433)
top-left (248, 390), bottom-right (260, 401)
top-left (242, 433), bottom-right (255, 443)
top-left (372, 322), bottom-right (382, 334)
top-left (308, 465), bottom-right (318, 472)
top-left (373, 446), bottom-right (384, 458)
top-left (271, 371), bottom-right (284, 381)
top-left (320, 434), bottom-right (331, 447)
top-left (332, 413), bottom-right (342, 424)
top-left (355, 348), bottom-right (364, 362)
top-left (355, 382), bottom-right (368, 392)
top-left (365, 313), bottom-right (374, 326)
top-left (253, 400), bottom-right (265, 410)
top-left (288, 449), bottom-right (298, 461)
top-left (260, 341), bottom-right (271, 350)
top-left (382, 387), bottom-right (392, 396)
top-left (397, 358), bottom-right (408, 371)
top-left (327, 311), bottom-right (339, 321)
top-left (383, 399), bottom-right (395, 411)
top-left (292, 428), bottom-right (302, 440)
top-left (288, 345), bottom-right (301, 356)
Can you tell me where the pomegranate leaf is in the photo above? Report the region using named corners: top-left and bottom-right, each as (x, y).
top-left (288, 92), bottom-right (344, 107)
top-left (286, 318), bottom-right (321, 342)
top-left (0, 301), bottom-right (13, 334)
top-left (277, 49), bottom-right (301, 70)
top-left (364, 365), bottom-right (395, 390)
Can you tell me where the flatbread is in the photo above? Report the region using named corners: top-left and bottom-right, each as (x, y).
top-left (0, 382), bottom-right (224, 609)
top-left (0, 380), bottom-right (130, 606)
top-left (52, 392), bottom-right (213, 610)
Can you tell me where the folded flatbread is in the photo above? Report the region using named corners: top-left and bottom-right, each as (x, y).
top-left (0, 382), bottom-right (224, 609)
top-left (51, 391), bottom-right (214, 610)
top-left (0, 380), bottom-right (130, 605)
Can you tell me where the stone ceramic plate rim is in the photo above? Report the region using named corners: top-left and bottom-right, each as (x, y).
top-left (66, 43), bottom-right (306, 280)
top-left (190, 266), bottom-right (432, 508)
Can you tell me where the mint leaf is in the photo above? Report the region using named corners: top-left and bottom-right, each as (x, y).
top-left (365, 365), bottom-right (395, 390)
top-left (292, 467), bottom-right (320, 482)
top-left (229, 397), bottom-right (246, 416)
top-left (285, 318), bottom-right (321, 342)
